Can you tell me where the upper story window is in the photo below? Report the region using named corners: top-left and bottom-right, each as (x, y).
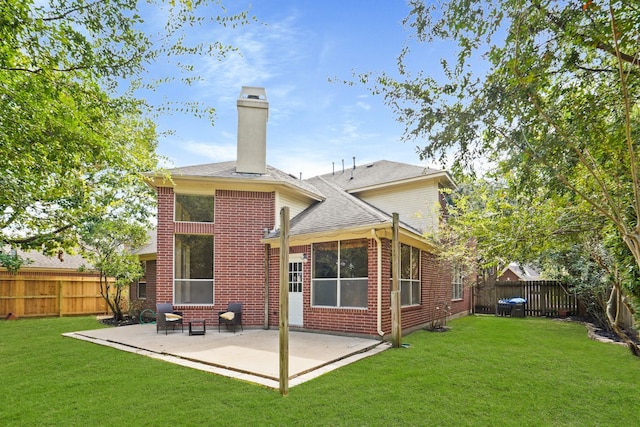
top-left (175, 194), bottom-right (214, 222)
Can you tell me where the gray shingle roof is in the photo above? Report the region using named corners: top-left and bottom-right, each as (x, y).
top-left (132, 229), bottom-right (156, 256)
top-left (318, 160), bottom-right (453, 192)
top-left (268, 176), bottom-right (422, 238)
top-left (3, 248), bottom-right (91, 271)
top-left (502, 263), bottom-right (543, 281)
top-left (160, 159), bottom-right (448, 240)
top-left (286, 177), bottom-right (391, 236)
top-left (165, 161), bottom-right (324, 200)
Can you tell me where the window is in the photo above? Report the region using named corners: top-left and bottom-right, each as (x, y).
top-left (174, 234), bottom-right (214, 304)
top-left (312, 239), bottom-right (368, 308)
top-left (289, 260), bottom-right (303, 293)
top-left (175, 194), bottom-right (214, 222)
top-left (137, 280), bottom-right (147, 299)
top-left (452, 264), bottom-right (464, 300)
top-left (136, 261), bottom-right (147, 299)
top-left (392, 244), bottom-right (421, 306)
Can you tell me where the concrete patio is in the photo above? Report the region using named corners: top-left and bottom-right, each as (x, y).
top-left (64, 324), bottom-right (389, 389)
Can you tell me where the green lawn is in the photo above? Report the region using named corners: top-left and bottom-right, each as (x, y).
top-left (1, 315), bottom-right (638, 426)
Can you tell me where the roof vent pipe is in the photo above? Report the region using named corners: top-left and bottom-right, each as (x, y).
top-left (332, 162), bottom-right (335, 175)
top-left (353, 156), bottom-right (356, 170)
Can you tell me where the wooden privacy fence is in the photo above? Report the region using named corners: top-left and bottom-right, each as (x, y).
top-left (0, 273), bottom-right (109, 318)
top-left (475, 280), bottom-right (578, 317)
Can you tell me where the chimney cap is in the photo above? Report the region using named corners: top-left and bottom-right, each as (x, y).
top-left (239, 86), bottom-right (267, 101)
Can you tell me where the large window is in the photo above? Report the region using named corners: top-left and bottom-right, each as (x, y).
top-left (175, 194), bottom-right (214, 222)
top-left (392, 244), bottom-right (421, 306)
top-left (312, 239), bottom-right (368, 308)
top-left (174, 234), bottom-right (214, 304)
top-left (452, 264), bottom-right (464, 300)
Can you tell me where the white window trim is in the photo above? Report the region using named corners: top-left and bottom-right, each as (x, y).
top-left (173, 234), bottom-right (215, 306)
top-left (173, 193), bottom-right (215, 223)
top-left (311, 240), bottom-right (369, 309)
top-left (452, 264), bottom-right (464, 301)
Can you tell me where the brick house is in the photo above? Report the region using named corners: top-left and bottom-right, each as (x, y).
top-left (141, 86), bottom-right (471, 338)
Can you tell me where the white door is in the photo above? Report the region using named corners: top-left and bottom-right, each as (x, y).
top-left (288, 254), bottom-right (304, 326)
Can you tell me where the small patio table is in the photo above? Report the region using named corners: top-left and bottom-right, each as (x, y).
top-left (188, 319), bottom-right (206, 336)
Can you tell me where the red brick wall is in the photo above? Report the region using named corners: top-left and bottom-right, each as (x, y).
top-left (155, 184), bottom-right (469, 332)
top-left (267, 237), bottom-right (470, 337)
top-left (296, 239), bottom-right (377, 335)
top-left (155, 187), bottom-right (274, 325)
top-left (212, 190), bottom-right (274, 326)
top-left (156, 187), bottom-right (174, 307)
top-left (145, 260), bottom-right (157, 307)
top-left (129, 260), bottom-right (157, 312)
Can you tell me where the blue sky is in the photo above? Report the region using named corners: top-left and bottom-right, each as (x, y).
top-left (144, 1), bottom-right (448, 178)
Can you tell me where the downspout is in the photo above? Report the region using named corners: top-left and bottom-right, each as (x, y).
top-left (372, 229), bottom-right (385, 337)
top-left (263, 228), bottom-right (270, 330)
top-left (264, 242), bottom-right (270, 329)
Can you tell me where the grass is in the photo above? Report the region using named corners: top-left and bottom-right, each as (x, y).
top-left (1, 315), bottom-right (639, 426)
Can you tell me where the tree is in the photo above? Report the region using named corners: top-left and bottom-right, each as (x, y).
top-left (0, 0), bottom-right (251, 263)
top-left (361, 1), bottom-right (640, 332)
top-left (435, 174), bottom-right (640, 353)
top-left (78, 219), bottom-right (148, 321)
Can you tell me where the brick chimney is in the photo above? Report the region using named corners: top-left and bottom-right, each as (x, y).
top-left (236, 86), bottom-right (268, 174)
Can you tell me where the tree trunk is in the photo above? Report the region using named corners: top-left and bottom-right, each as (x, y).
top-left (112, 286), bottom-right (124, 321)
top-left (99, 274), bottom-right (119, 321)
top-left (622, 232), bottom-right (640, 277)
top-left (606, 286), bottom-right (640, 357)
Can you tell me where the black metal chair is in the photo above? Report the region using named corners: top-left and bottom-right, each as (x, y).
top-left (156, 303), bottom-right (183, 334)
top-left (218, 303), bottom-right (243, 333)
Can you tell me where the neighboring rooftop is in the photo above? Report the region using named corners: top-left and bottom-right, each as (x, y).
top-left (2, 248), bottom-right (90, 271)
top-left (500, 263), bottom-right (543, 281)
top-left (132, 229), bottom-right (157, 257)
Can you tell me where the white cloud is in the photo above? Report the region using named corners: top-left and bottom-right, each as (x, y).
top-left (183, 141), bottom-right (237, 162)
top-left (194, 14), bottom-right (306, 102)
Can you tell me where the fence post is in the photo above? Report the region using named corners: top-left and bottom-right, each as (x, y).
top-left (58, 280), bottom-right (63, 317)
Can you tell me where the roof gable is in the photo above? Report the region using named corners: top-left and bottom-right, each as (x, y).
top-left (500, 263), bottom-right (543, 281)
top-left (286, 176), bottom-right (391, 236)
top-left (268, 176), bottom-right (423, 239)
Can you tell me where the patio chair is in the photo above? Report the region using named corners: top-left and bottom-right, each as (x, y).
top-left (218, 303), bottom-right (243, 333)
top-left (156, 303), bottom-right (183, 335)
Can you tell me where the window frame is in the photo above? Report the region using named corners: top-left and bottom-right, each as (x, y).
top-left (174, 194), bottom-right (215, 223)
top-left (452, 264), bottom-right (464, 301)
top-left (392, 243), bottom-right (421, 307)
top-left (136, 260), bottom-right (147, 299)
top-left (311, 239), bottom-right (369, 309)
top-left (173, 234), bottom-right (215, 305)
top-left (136, 280), bottom-right (147, 299)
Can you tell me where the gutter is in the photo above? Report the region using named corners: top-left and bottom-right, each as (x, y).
top-left (372, 229), bottom-right (385, 337)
